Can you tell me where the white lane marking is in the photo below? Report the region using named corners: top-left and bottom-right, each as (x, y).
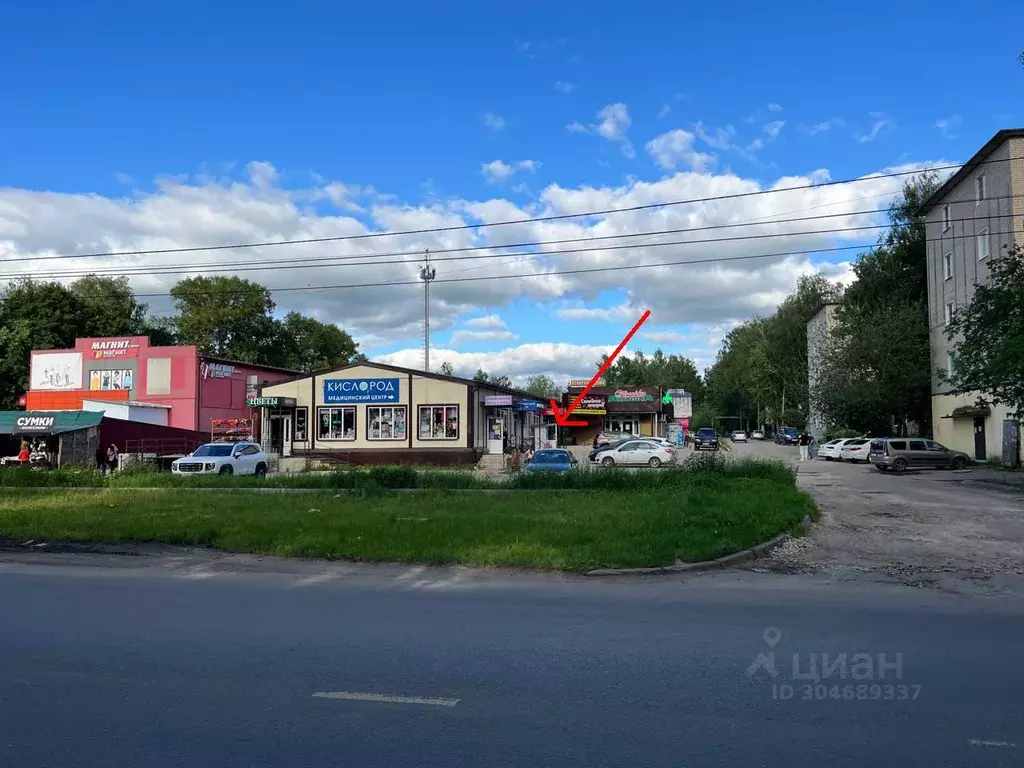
top-left (312, 691), bottom-right (459, 707)
top-left (969, 739), bottom-right (1016, 747)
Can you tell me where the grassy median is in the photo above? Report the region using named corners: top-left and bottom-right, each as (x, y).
top-left (0, 459), bottom-right (815, 571)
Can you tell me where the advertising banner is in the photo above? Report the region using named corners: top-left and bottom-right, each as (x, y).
top-left (13, 413), bottom-right (58, 435)
top-left (246, 397), bottom-right (297, 408)
top-left (574, 394), bottom-right (607, 415)
top-left (484, 395), bottom-right (513, 407)
top-left (30, 352), bottom-right (83, 391)
top-left (88, 339), bottom-right (141, 360)
top-left (323, 377), bottom-right (400, 404)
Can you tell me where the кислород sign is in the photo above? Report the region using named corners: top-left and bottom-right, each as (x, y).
top-left (323, 378), bottom-right (400, 404)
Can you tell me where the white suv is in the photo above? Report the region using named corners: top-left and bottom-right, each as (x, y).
top-left (171, 442), bottom-right (268, 477)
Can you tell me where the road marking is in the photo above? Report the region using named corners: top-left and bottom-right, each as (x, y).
top-left (312, 691), bottom-right (459, 707)
top-left (969, 739), bottom-right (1016, 748)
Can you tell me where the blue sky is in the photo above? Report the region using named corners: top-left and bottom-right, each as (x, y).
top-left (2, 0), bottom-right (1022, 382)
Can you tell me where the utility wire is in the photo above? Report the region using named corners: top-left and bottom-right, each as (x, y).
top-left (9, 154), bottom-right (1020, 263)
top-left (8, 208), bottom-right (1019, 282)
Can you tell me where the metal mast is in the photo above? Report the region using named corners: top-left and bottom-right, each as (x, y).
top-left (419, 250), bottom-right (436, 371)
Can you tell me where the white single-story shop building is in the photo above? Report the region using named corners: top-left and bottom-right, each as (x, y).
top-left (254, 362), bottom-right (552, 465)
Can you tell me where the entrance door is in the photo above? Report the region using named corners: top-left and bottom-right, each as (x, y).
top-left (973, 417), bottom-right (986, 460)
top-left (282, 415), bottom-right (292, 458)
top-left (269, 416), bottom-right (284, 455)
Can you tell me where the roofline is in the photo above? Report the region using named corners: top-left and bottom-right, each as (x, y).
top-left (918, 129), bottom-right (1024, 214)
top-left (200, 355), bottom-right (298, 375)
top-left (261, 360), bottom-right (549, 402)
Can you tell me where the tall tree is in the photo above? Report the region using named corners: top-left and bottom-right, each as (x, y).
top-left (275, 311), bottom-right (360, 372)
top-left (472, 369), bottom-right (513, 387)
top-left (170, 276), bottom-right (279, 364)
top-left (70, 275), bottom-right (148, 337)
top-left (598, 348), bottom-right (705, 400)
top-left (944, 244), bottom-right (1024, 417)
top-left (436, 361), bottom-right (455, 376)
top-left (524, 374), bottom-right (560, 399)
top-left (811, 175), bottom-right (938, 435)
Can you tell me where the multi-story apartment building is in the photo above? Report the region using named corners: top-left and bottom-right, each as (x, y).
top-left (805, 302), bottom-right (838, 443)
top-left (919, 129), bottom-right (1024, 461)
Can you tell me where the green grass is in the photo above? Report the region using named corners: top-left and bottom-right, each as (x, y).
top-left (0, 466), bottom-right (815, 571)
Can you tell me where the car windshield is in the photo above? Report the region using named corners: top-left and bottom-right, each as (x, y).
top-left (191, 445), bottom-right (234, 457)
top-left (532, 451), bottom-right (568, 464)
top-left (782, 428), bottom-right (798, 436)
top-left (697, 429), bottom-right (716, 437)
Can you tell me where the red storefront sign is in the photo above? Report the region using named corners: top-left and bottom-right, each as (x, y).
top-left (89, 339), bottom-right (141, 360)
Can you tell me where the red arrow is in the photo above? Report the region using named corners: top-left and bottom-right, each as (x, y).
top-left (550, 309), bottom-right (652, 427)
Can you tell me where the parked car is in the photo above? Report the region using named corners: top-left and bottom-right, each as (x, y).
top-left (731, 430), bottom-right (748, 443)
top-left (524, 448), bottom-right (578, 474)
top-left (774, 427), bottom-right (799, 445)
top-left (171, 441), bottom-right (268, 476)
top-left (693, 428), bottom-right (720, 452)
top-left (838, 438), bottom-right (872, 463)
top-left (751, 430), bottom-right (765, 440)
top-left (588, 436), bottom-right (673, 462)
top-left (816, 438), bottom-right (861, 461)
top-left (868, 437), bottom-right (971, 473)
top-left (593, 439), bottom-right (677, 468)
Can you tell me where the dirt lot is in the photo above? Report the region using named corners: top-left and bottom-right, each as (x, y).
top-left (735, 439), bottom-right (1024, 593)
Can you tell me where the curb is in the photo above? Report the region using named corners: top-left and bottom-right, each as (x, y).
top-left (585, 513), bottom-right (813, 577)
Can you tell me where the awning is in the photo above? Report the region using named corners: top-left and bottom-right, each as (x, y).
top-left (0, 410), bottom-right (104, 436)
top-left (944, 405), bottom-right (992, 419)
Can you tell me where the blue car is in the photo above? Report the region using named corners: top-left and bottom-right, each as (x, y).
top-left (524, 449), bottom-right (578, 473)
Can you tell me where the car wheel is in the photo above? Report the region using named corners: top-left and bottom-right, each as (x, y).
top-left (254, 463), bottom-right (267, 477)
top-left (951, 455), bottom-right (968, 470)
top-left (218, 465), bottom-right (234, 476)
top-left (892, 458), bottom-right (907, 474)
top-left (601, 456), bottom-right (615, 467)
top-left (648, 457), bottom-right (662, 468)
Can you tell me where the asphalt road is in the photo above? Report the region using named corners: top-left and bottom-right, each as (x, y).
top-left (1, 555), bottom-right (1022, 767)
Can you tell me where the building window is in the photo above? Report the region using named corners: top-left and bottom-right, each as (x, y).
top-left (975, 174), bottom-right (986, 203)
top-left (943, 251), bottom-right (952, 280)
top-left (368, 406), bottom-right (407, 441)
top-left (944, 302), bottom-right (954, 325)
top-left (294, 407), bottom-right (308, 442)
top-left (976, 228), bottom-right (990, 261)
top-left (317, 407), bottom-right (355, 440)
top-left (418, 405), bottom-right (459, 440)
top-left (942, 204), bottom-right (950, 232)
top-left (947, 352), bottom-right (956, 379)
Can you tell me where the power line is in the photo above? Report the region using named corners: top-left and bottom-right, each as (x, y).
top-left (8, 208), bottom-right (1018, 283)
top-left (10, 154), bottom-right (1019, 263)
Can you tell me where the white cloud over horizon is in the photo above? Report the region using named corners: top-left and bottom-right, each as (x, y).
top-left (0, 153), bottom-right (945, 379)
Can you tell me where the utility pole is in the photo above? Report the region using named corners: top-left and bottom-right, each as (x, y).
top-left (419, 250), bottom-right (436, 372)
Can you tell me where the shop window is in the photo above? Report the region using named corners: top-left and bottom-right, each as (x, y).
top-left (317, 407), bottom-right (355, 440)
top-left (368, 406), bottom-right (407, 441)
top-left (419, 405), bottom-right (459, 440)
top-left (294, 408), bottom-right (308, 442)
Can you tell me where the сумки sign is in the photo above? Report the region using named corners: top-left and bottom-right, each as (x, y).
top-left (13, 414), bottom-right (56, 434)
top-left (323, 378), bottom-right (400, 404)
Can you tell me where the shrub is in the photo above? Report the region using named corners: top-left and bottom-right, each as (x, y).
top-left (824, 428), bottom-right (863, 441)
top-left (684, 451), bottom-right (727, 473)
top-left (367, 465), bottom-right (420, 489)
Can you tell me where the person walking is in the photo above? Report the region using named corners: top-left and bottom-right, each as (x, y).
top-left (798, 431), bottom-right (811, 461)
top-left (106, 443), bottom-right (119, 474)
top-left (95, 445), bottom-right (108, 476)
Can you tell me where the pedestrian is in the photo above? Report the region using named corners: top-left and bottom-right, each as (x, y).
top-left (798, 431), bottom-right (811, 461)
top-left (95, 445), bottom-right (108, 476)
top-left (106, 443), bottom-right (119, 474)
top-left (18, 441), bottom-right (30, 469)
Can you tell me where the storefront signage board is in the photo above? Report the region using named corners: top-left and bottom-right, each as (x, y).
top-left (201, 362), bottom-right (236, 380)
top-left (323, 377), bottom-right (400, 404)
top-left (246, 397), bottom-right (297, 408)
top-left (574, 394), bottom-right (607, 415)
top-left (608, 388), bottom-right (655, 403)
top-left (484, 395), bottom-right (513, 407)
top-left (13, 413), bottom-right (58, 434)
top-left (514, 400), bottom-right (546, 412)
top-left (89, 339), bottom-right (141, 360)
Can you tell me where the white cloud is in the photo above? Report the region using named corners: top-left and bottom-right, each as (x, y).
top-left (763, 120), bottom-right (785, 139)
top-left (483, 112), bottom-right (506, 131)
top-left (803, 118), bottom-right (844, 136)
top-left (569, 103), bottom-right (635, 157)
top-left (934, 115), bottom-right (963, 139)
top-left (450, 329), bottom-right (518, 345)
top-left (114, 172), bottom-right (133, 185)
top-left (694, 122), bottom-right (736, 150)
top-left (0, 155), bottom-right (946, 375)
top-left (857, 113), bottom-right (895, 143)
top-left (767, 103), bottom-right (783, 112)
top-left (465, 314), bottom-right (508, 329)
top-left (554, 80), bottom-right (576, 93)
top-left (657, 103), bottom-right (671, 119)
top-left (646, 129), bottom-right (717, 171)
top-left (481, 159), bottom-right (540, 184)
top-left (639, 330), bottom-right (692, 344)
top-left (746, 138), bottom-right (765, 152)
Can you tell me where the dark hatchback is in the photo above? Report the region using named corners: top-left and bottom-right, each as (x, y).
top-left (693, 428), bottom-right (719, 451)
top-left (774, 427), bottom-right (799, 445)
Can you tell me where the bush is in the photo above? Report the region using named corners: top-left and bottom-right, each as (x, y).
top-left (824, 428), bottom-right (863, 441)
top-left (367, 465), bottom-right (420, 489)
top-left (684, 451), bottom-right (727, 472)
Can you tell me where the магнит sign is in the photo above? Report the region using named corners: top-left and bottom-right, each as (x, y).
top-left (90, 339), bottom-right (141, 359)
top-left (323, 378), bottom-right (400, 404)
top-left (608, 388), bottom-right (654, 403)
top-left (200, 362), bottom-right (236, 380)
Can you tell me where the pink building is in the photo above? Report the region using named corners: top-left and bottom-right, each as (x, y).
top-left (27, 336), bottom-right (296, 435)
